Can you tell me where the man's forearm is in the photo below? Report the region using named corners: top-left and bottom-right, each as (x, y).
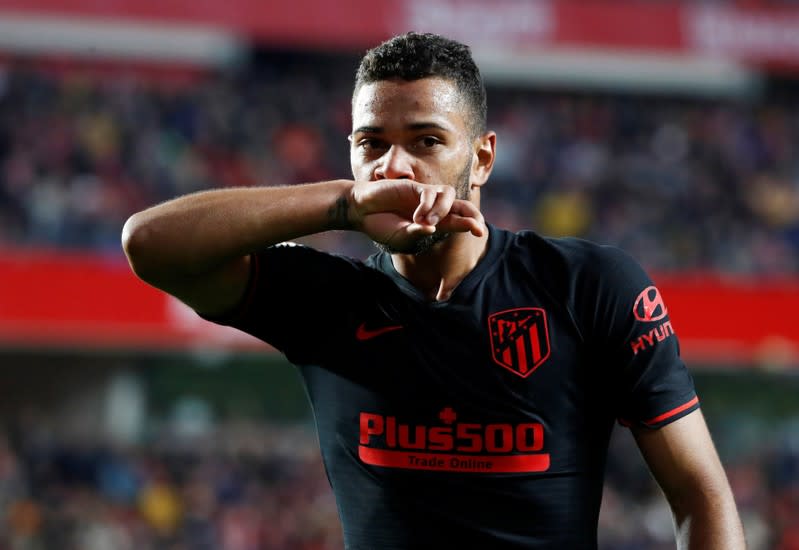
top-left (122, 180), bottom-right (353, 283)
top-left (673, 487), bottom-right (746, 549)
top-left (633, 414), bottom-right (746, 550)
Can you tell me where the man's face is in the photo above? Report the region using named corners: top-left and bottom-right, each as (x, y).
top-left (350, 77), bottom-right (478, 196)
top-left (350, 77), bottom-right (477, 253)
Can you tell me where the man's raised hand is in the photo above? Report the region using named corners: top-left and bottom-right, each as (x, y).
top-left (347, 180), bottom-right (485, 251)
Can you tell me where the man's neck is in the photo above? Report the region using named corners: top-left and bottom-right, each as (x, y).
top-left (390, 228), bottom-right (490, 302)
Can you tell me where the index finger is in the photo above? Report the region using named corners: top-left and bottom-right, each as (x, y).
top-left (438, 199), bottom-right (486, 237)
top-left (413, 185), bottom-right (455, 226)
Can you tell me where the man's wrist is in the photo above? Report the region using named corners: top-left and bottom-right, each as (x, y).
top-left (325, 180), bottom-right (358, 231)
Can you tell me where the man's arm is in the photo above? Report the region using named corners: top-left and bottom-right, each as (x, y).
top-left (121, 180), bottom-right (484, 315)
top-left (122, 181), bottom-right (352, 316)
top-left (632, 409), bottom-right (746, 549)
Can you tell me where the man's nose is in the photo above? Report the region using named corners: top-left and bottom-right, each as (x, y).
top-left (374, 146), bottom-right (415, 180)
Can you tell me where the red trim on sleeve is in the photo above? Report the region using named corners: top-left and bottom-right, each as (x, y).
top-left (644, 396), bottom-right (699, 426)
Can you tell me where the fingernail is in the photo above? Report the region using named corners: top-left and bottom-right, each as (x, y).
top-left (427, 214), bottom-right (439, 225)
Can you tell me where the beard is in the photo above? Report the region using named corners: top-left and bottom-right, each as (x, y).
top-left (375, 160), bottom-right (472, 256)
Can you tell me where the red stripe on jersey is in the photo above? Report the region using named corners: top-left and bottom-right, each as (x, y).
top-left (645, 396), bottom-right (699, 426)
top-left (515, 336), bottom-right (528, 374)
top-left (358, 446), bottom-right (550, 473)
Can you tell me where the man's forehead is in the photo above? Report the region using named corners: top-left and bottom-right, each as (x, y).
top-left (351, 78), bottom-right (465, 130)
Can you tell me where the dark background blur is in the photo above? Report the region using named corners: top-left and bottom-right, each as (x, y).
top-left (0, 1), bottom-right (797, 548)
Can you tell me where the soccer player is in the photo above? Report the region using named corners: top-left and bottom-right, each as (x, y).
top-left (122, 32), bottom-right (745, 549)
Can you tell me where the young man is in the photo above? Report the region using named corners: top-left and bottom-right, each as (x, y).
top-left (122, 33), bottom-right (745, 549)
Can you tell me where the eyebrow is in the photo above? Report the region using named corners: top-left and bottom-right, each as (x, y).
top-left (351, 122), bottom-right (451, 135)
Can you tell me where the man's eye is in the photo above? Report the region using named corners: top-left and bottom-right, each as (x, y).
top-left (422, 136), bottom-right (441, 148)
top-left (358, 139), bottom-right (386, 151)
top-left (416, 136), bottom-right (441, 149)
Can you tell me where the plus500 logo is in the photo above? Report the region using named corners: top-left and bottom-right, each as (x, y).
top-left (359, 412), bottom-right (544, 453)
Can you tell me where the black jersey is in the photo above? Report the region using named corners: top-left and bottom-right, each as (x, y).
top-left (207, 225), bottom-right (698, 549)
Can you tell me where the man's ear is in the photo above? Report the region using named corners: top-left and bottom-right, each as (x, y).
top-left (471, 131), bottom-right (496, 189)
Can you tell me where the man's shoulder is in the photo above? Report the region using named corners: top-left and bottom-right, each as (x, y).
top-left (506, 229), bottom-right (632, 272)
top-left (268, 241), bottom-right (366, 266)
top-left (259, 242), bottom-right (381, 286)
top-left (496, 229), bottom-right (654, 305)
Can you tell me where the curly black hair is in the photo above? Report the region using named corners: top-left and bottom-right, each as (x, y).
top-left (354, 32), bottom-right (487, 137)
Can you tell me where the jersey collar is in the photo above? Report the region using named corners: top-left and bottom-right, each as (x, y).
top-left (371, 224), bottom-right (510, 304)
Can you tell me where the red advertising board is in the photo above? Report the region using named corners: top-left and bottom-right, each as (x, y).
top-left (0, 249), bottom-right (262, 351)
top-left (0, 249), bottom-right (795, 366)
top-left (2, 0), bottom-right (799, 68)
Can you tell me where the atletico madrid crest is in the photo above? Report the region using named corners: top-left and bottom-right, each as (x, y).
top-left (488, 308), bottom-right (551, 378)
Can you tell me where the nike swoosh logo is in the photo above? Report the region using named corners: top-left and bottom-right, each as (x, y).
top-left (356, 323), bottom-right (403, 341)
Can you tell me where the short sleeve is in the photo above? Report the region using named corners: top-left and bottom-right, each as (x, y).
top-left (201, 243), bottom-right (367, 365)
top-left (585, 245), bottom-right (699, 429)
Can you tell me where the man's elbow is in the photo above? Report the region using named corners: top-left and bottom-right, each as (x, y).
top-left (121, 213), bottom-right (162, 284)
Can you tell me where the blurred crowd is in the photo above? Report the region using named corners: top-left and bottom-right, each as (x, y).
top-left (0, 414), bottom-right (797, 549)
top-left (0, 55), bottom-right (798, 273)
top-left (600, 416), bottom-right (799, 550)
top-left (0, 419), bottom-right (342, 550)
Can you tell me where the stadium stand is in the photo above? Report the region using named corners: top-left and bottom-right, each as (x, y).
top-left (1, 60), bottom-right (797, 273)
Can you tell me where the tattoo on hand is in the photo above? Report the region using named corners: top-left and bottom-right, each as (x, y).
top-left (328, 195), bottom-right (350, 229)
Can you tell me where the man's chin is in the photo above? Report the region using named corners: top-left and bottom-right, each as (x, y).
top-left (374, 231), bottom-right (451, 255)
